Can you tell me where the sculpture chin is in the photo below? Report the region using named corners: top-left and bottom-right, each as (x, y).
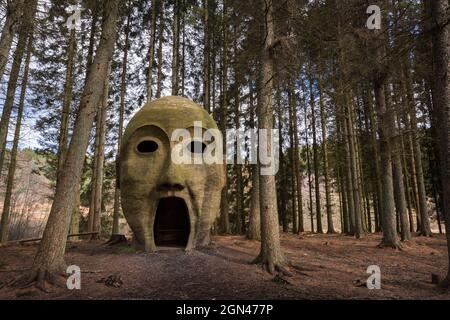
top-left (153, 197), bottom-right (191, 249)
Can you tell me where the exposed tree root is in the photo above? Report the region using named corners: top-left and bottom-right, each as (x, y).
top-left (251, 254), bottom-right (292, 276)
top-left (377, 241), bottom-right (403, 250)
top-left (9, 269), bottom-right (66, 292)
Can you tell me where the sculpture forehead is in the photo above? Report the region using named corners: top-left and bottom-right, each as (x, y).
top-left (123, 96), bottom-right (218, 145)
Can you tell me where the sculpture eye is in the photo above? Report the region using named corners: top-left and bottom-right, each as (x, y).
top-left (137, 140), bottom-right (158, 153)
top-left (187, 141), bottom-right (207, 154)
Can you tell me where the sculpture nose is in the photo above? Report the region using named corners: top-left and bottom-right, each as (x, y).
top-left (157, 162), bottom-right (185, 192)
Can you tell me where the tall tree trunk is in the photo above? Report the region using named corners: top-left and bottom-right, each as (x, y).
top-left (365, 89), bottom-right (383, 232)
top-left (0, 34), bottom-right (32, 244)
top-left (234, 85), bottom-right (243, 234)
top-left (253, 0), bottom-right (286, 273)
top-left (203, 0), bottom-right (210, 112)
top-left (398, 105), bottom-right (415, 233)
top-left (181, 1), bottom-right (186, 96)
top-left (292, 93), bottom-right (303, 234)
top-left (87, 119), bottom-right (100, 233)
top-left (57, 29), bottom-right (76, 183)
top-left (430, 0), bottom-right (450, 286)
top-left (374, 80), bottom-right (401, 248)
top-left (278, 116), bottom-right (288, 232)
top-left (146, 0), bottom-right (158, 101)
top-left (303, 98), bottom-right (314, 232)
top-left (404, 67), bottom-right (432, 236)
top-left (15, 0), bottom-right (119, 290)
top-left (0, 0), bottom-right (23, 82)
top-left (309, 77), bottom-right (323, 233)
top-left (91, 64), bottom-right (110, 239)
top-left (390, 92), bottom-right (411, 241)
top-left (219, 0), bottom-right (230, 234)
top-left (288, 85), bottom-right (298, 234)
top-left (346, 94), bottom-right (363, 238)
top-left (156, 0), bottom-right (164, 98)
top-left (58, 25), bottom-right (79, 240)
top-left (318, 79), bottom-right (334, 234)
top-left (0, 0), bottom-right (36, 177)
top-left (247, 79), bottom-right (260, 239)
top-left (171, 0), bottom-right (180, 95)
top-left (112, 3), bottom-right (131, 236)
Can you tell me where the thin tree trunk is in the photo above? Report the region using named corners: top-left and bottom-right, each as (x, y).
top-left (146, 0), bottom-right (158, 101)
top-left (156, 0), bottom-right (164, 98)
top-left (288, 85), bottom-right (298, 234)
top-left (91, 64), bottom-right (110, 239)
top-left (0, 0), bottom-right (37, 177)
top-left (342, 107), bottom-right (355, 235)
top-left (234, 83), bottom-right (243, 234)
top-left (16, 0), bottom-right (119, 289)
top-left (57, 29), bottom-right (76, 183)
top-left (391, 102), bottom-right (411, 241)
top-left (346, 94), bottom-right (363, 238)
top-left (430, 0), bottom-right (450, 286)
top-left (248, 164), bottom-right (261, 240)
top-left (303, 99), bottom-right (314, 233)
top-left (0, 0), bottom-right (23, 82)
top-left (0, 34), bottom-right (32, 244)
top-left (309, 78), bottom-right (323, 233)
top-left (219, 0), bottom-right (230, 234)
top-left (253, 0), bottom-right (286, 273)
top-left (171, 0), bottom-right (180, 95)
top-left (405, 75), bottom-right (432, 236)
top-left (374, 80), bottom-right (401, 248)
top-left (293, 97), bottom-right (303, 234)
top-left (366, 90), bottom-right (383, 232)
top-left (203, 0), bottom-right (210, 112)
top-left (318, 79), bottom-right (334, 233)
top-left (112, 1), bottom-right (131, 236)
top-left (247, 79), bottom-right (260, 239)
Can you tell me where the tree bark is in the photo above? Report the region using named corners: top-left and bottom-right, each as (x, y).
top-left (171, 0), bottom-right (180, 95)
top-left (112, 3), bottom-right (131, 236)
top-left (303, 96), bottom-right (314, 232)
top-left (219, 0), bottom-right (230, 234)
top-left (146, 0), bottom-right (158, 101)
top-left (430, 0), bottom-right (450, 286)
top-left (404, 68), bottom-right (432, 236)
top-left (16, 0), bottom-right (119, 290)
top-left (253, 0), bottom-right (286, 273)
top-left (309, 77), bottom-right (323, 234)
top-left (0, 33), bottom-right (32, 244)
top-left (92, 67), bottom-right (110, 239)
top-left (0, 0), bottom-right (36, 177)
top-left (0, 0), bottom-right (23, 82)
top-left (248, 164), bottom-right (261, 240)
top-left (202, 0), bottom-right (210, 112)
top-left (318, 79), bottom-right (334, 234)
top-left (156, 0), bottom-right (164, 98)
top-left (374, 80), bottom-right (401, 249)
top-left (288, 85), bottom-right (298, 234)
top-left (57, 29), bottom-right (76, 183)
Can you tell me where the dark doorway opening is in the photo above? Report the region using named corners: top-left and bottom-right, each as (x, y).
top-left (154, 197), bottom-right (190, 247)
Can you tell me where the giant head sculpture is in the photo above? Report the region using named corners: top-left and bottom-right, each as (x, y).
top-left (120, 96), bottom-right (225, 251)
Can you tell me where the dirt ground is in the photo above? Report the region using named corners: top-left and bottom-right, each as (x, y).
top-left (0, 232), bottom-right (449, 300)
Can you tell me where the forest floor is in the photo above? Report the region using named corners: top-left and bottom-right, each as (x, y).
top-left (0, 232), bottom-right (449, 299)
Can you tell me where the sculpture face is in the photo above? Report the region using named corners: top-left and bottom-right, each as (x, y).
top-left (120, 96), bottom-right (225, 251)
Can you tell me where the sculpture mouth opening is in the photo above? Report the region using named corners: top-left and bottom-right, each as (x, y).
top-left (153, 197), bottom-right (190, 248)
